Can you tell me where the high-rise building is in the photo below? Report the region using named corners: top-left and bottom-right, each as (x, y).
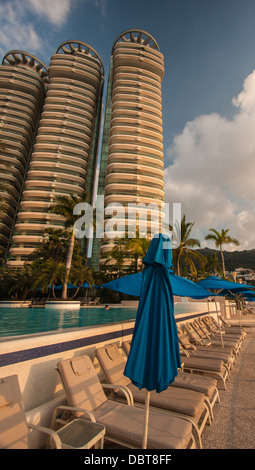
top-left (92, 29), bottom-right (165, 269)
top-left (6, 41), bottom-right (104, 267)
top-left (0, 51), bottom-right (48, 260)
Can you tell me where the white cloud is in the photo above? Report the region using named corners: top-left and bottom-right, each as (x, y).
top-left (0, 0), bottom-right (74, 58)
top-left (0, 1), bottom-right (41, 56)
top-left (27, 0), bottom-right (72, 26)
top-left (164, 70), bottom-right (255, 250)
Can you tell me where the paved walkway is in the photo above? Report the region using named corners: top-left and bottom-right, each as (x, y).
top-left (202, 325), bottom-right (255, 449)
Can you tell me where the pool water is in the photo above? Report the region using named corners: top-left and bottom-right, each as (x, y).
top-left (0, 306), bottom-right (137, 338)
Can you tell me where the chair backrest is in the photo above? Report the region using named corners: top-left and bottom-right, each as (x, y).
top-left (57, 355), bottom-right (108, 416)
top-left (0, 375), bottom-right (28, 449)
top-left (122, 341), bottom-right (131, 356)
top-left (96, 343), bottom-right (131, 388)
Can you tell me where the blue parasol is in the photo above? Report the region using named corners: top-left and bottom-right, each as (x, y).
top-left (123, 233), bottom-right (181, 448)
top-left (197, 276), bottom-right (255, 343)
top-left (101, 271), bottom-right (212, 299)
top-left (197, 275), bottom-right (255, 294)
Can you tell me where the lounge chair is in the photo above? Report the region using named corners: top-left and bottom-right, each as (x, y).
top-left (197, 318), bottom-right (243, 355)
top-left (121, 341), bottom-right (219, 420)
top-left (180, 323), bottom-right (236, 360)
top-left (178, 346), bottom-right (229, 390)
top-left (87, 297), bottom-right (100, 305)
top-left (189, 319), bottom-right (242, 355)
top-left (218, 315), bottom-right (246, 337)
top-left (205, 315), bottom-right (246, 339)
top-left (56, 354), bottom-right (195, 449)
top-left (0, 374), bottom-right (91, 449)
top-left (177, 326), bottom-right (235, 374)
top-left (96, 343), bottom-right (211, 447)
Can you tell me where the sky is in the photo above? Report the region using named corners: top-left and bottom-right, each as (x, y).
top-left (1, 0), bottom-right (255, 252)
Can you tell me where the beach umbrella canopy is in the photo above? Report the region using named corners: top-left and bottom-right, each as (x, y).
top-left (101, 271), bottom-right (212, 299)
top-left (123, 233), bottom-right (182, 448)
top-left (197, 276), bottom-right (255, 294)
top-left (54, 282), bottom-right (95, 290)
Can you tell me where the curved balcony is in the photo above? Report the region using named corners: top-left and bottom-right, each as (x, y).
top-left (49, 58), bottom-right (101, 89)
top-left (40, 110), bottom-right (92, 129)
top-left (12, 234), bottom-right (44, 244)
top-left (109, 125), bottom-right (163, 144)
top-left (104, 194), bottom-right (164, 207)
top-left (106, 162), bottom-right (164, 179)
top-left (114, 67), bottom-right (161, 87)
top-left (111, 101), bottom-right (162, 121)
top-left (40, 102), bottom-right (93, 121)
top-left (105, 183), bottom-right (164, 199)
top-left (37, 117), bottom-right (92, 135)
top-left (24, 179), bottom-right (84, 194)
top-left (32, 142), bottom-right (88, 159)
top-left (26, 170), bottom-right (85, 186)
top-left (30, 152), bottom-right (87, 169)
top-left (112, 85), bottom-right (161, 103)
top-left (110, 116), bottom-right (162, 133)
top-left (114, 48), bottom-right (164, 79)
top-left (107, 152), bottom-right (163, 170)
top-left (108, 142), bottom-right (163, 160)
top-left (36, 126), bottom-right (91, 145)
top-left (19, 200), bottom-right (50, 211)
top-left (16, 211), bottom-right (64, 222)
top-left (105, 173), bottom-right (164, 188)
top-left (111, 93), bottom-right (162, 113)
top-left (29, 160), bottom-right (87, 176)
top-left (114, 76), bottom-right (161, 93)
top-left (8, 246), bottom-right (35, 257)
top-left (14, 222), bottom-right (63, 232)
top-left (49, 76), bottom-right (98, 96)
top-left (43, 96), bottom-right (95, 116)
top-left (45, 89), bottom-right (96, 111)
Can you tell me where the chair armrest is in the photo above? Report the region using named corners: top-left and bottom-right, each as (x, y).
top-left (27, 423), bottom-right (63, 449)
top-left (101, 383), bottom-right (134, 406)
top-left (53, 405), bottom-right (96, 423)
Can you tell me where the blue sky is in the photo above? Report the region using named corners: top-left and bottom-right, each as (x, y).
top-left (1, 0), bottom-right (255, 251)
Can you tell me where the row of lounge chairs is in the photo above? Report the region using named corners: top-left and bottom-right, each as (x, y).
top-left (0, 315), bottom-right (246, 450)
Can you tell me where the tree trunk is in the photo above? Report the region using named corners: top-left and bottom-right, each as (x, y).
top-left (72, 286), bottom-right (80, 299)
top-left (177, 250), bottom-right (181, 276)
top-left (220, 246), bottom-right (225, 276)
top-left (62, 230), bottom-right (75, 300)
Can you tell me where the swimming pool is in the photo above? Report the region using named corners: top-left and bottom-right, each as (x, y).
top-left (0, 306), bottom-right (137, 338)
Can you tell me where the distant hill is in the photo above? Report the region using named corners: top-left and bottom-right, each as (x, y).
top-left (196, 248), bottom-right (255, 271)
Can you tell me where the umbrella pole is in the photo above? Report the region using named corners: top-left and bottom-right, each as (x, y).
top-left (214, 296), bottom-right (224, 347)
top-left (142, 390), bottom-right (150, 449)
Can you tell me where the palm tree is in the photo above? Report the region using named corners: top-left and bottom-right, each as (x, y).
top-left (8, 264), bottom-right (35, 300)
top-left (33, 260), bottom-right (66, 298)
top-left (69, 262), bottom-right (94, 299)
top-left (101, 245), bottom-right (128, 275)
top-left (46, 193), bottom-right (91, 299)
top-left (173, 215), bottom-right (205, 277)
top-left (205, 228), bottom-right (240, 276)
top-left (205, 252), bottom-right (222, 276)
top-left (126, 233), bottom-right (151, 271)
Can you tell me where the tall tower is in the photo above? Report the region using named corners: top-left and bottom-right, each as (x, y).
top-left (93, 29), bottom-right (165, 268)
top-left (7, 41), bottom-right (104, 267)
top-left (0, 51), bottom-right (48, 261)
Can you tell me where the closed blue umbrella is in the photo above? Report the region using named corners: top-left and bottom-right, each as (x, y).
top-left (123, 233), bottom-right (181, 448)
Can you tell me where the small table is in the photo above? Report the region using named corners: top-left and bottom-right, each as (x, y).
top-left (56, 419), bottom-right (105, 449)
